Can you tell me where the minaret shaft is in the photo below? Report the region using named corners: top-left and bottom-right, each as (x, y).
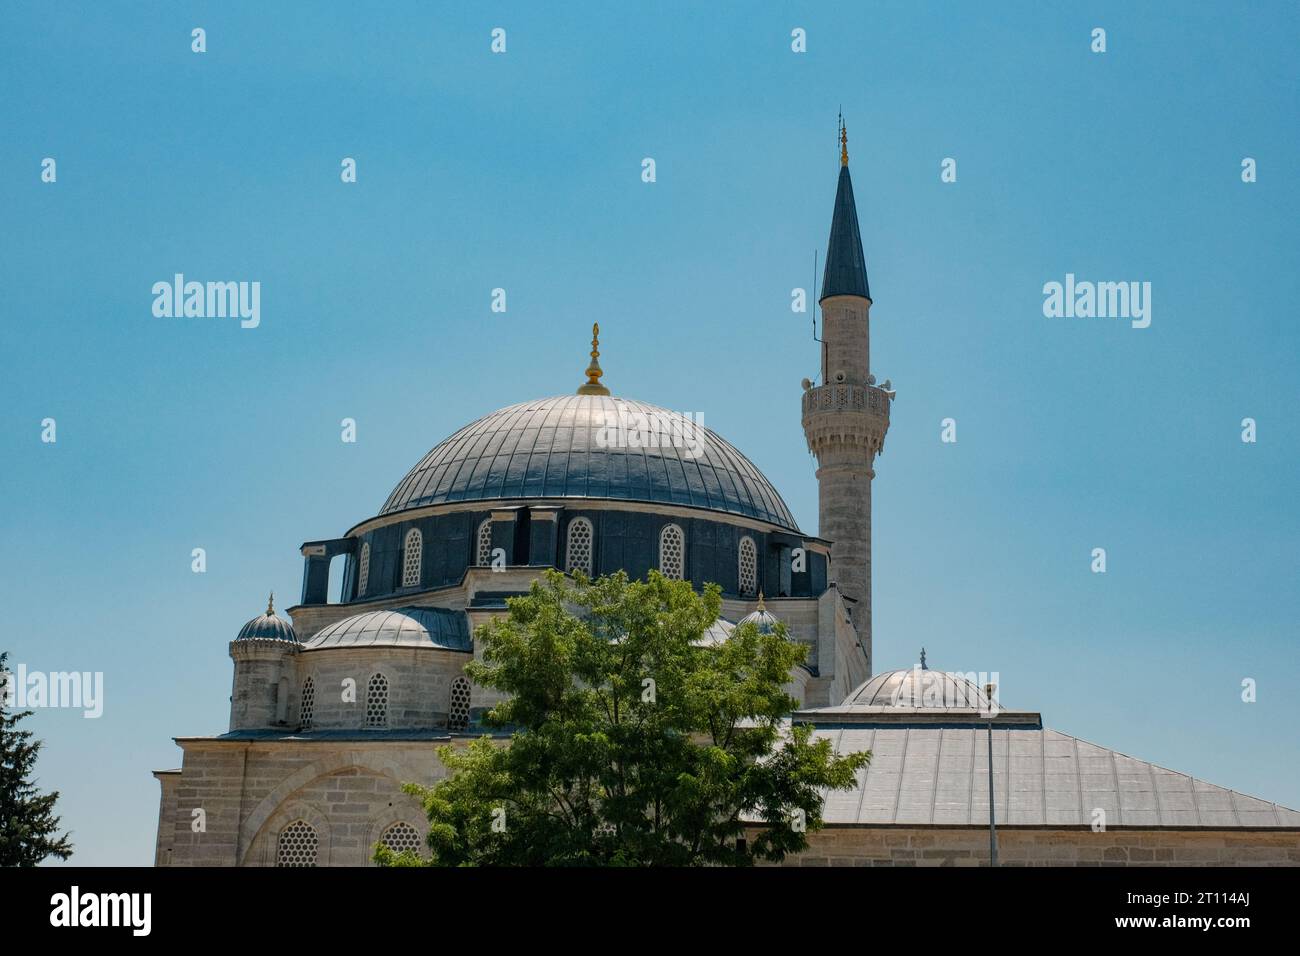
top-left (802, 142), bottom-right (890, 674)
top-left (821, 296), bottom-right (870, 386)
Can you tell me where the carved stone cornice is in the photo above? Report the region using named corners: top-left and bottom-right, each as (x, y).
top-left (801, 383), bottom-right (892, 458)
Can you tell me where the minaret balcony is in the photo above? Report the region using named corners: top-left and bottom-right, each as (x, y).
top-left (801, 382), bottom-right (892, 457)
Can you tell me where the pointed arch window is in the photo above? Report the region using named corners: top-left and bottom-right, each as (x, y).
top-left (476, 519), bottom-right (493, 566)
top-left (565, 517), bottom-right (593, 577)
top-left (357, 541), bottom-right (371, 597)
top-left (402, 528), bottom-right (422, 588)
top-left (300, 675), bottom-right (315, 730)
top-left (449, 677), bottom-right (471, 732)
top-left (366, 673), bottom-right (389, 728)
top-left (380, 821), bottom-right (422, 856)
top-left (276, 820), bottom-right (318, 867)
top-left (659, 524), bottom-right (685, 580)
top-left (738, 535), bottom-right (757, 597)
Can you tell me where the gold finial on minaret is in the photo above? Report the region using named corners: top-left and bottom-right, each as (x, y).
top-left (266, 592), bottom-right (275, 616)
top-left (577, 322), bottom-right (610, 396)
top-left (840, 118), bottom-right (848, 167)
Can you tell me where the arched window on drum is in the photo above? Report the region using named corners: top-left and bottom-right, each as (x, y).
top-left (566, 517), bottom-right (594, 577)
top-left (659, 524), bottom-right (685, 580)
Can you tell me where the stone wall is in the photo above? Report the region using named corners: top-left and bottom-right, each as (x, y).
top-left (159, 740), bottom-right (456, 867)
top-left (152, 770), bottom-right (180, 866)
top-left (294, 647), bottom-right (470, 731)
top-left (767, 825), bottom-right (1300, 866)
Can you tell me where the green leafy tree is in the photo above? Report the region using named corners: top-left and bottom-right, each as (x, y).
top-left (0, 651), bottom-right (74, 866)
top-left (377, 570), bottom-right (867, 867)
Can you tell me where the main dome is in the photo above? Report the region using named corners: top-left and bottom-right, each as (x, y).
top-left (380, 395), bottom-right (800, 531)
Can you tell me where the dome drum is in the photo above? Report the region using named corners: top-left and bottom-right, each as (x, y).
top-left (297, 394), bottom-right (827, 608)
top-left (299, 504), bottom-right (828, 608)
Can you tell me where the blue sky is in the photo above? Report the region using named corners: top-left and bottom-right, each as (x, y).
top-left (1, 2), bottom-right (1296, 865)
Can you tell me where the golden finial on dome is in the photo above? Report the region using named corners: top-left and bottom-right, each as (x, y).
top-left (577, 322), bottom-right (610, 396)
top-left (757, 589), bottom-right (766, 612)
top-left (266, 592), bottom-right (275, 616)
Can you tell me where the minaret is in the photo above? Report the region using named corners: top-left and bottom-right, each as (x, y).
top-left (801, 119), bottom-right (892, 672)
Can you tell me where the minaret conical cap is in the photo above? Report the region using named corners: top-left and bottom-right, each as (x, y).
top-left (820, 118), bottom-right (871, 302)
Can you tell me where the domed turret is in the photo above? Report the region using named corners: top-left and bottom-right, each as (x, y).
top-left (229, 594), bottom-right (299, 731)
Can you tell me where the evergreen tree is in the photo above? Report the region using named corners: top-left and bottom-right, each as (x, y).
top-left (0, 651), bottom-right (74, 866)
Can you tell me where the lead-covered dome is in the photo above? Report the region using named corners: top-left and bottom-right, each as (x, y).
top-left (738, 594), bottom-right (781, 634)
top-left (236, 595), bottom-right (297, 643)
top-left (845, 668), bottom-right (996, 710)
top-left (303, 607), bottom-right (471, 652)
top-left (380, 395), bottom-right (799, 531)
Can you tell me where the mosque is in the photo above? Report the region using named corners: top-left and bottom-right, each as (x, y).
top-left (152, 127), bottom-right (1299, 867)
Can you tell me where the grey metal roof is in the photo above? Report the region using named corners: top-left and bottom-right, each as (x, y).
top-left (302, 607), bottom-right (471, 652)
top-left (209, 729), bottom-right (458, 742)
top-left (807, 724), bottom-right (1300, 828)
top-left (236, 612), bottom-right (297, 643)
top-left (380, 395), bottom-right (800, 531)
top-left (820, 164), bottom-right (870, 301)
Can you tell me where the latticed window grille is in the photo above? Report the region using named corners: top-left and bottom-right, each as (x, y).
top-left (448, 677), bottom-right (471, 732)
top-left (276, 820), bottom-right (318, 867)
top-left (402, 528), bottom-right (422, 587)
top-left (476, 519), bottom-right (493, 566)
top-left (357, 542), bottom-right (370, 596)
top-left (738, 536), bottom-right (757, 597)
top-left (659, 524), bottom-right (685, 580)
top-left (566, 517), bottom-right (593, 576)
top-left (300, 676), bottom-right (315, 729)
top-left (380, 822), bottom-right (422, 856)
top-left (366, 673), bottom-right (389, 728)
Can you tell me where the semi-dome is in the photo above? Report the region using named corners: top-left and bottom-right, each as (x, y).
top-left (380, 394), bottom-right (800, 531)
top-left (845, 666), bottom-right (996, 710)
top-left (236, 594), bottom-right (298, 643)
top-left (303, 607), bottom-right (471, 652)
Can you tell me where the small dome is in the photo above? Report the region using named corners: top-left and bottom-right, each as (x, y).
top-left (695, 617), bottom-right (736, 647)
top-left (303, 607), bottom-right (471, 652)
top-left (738, 594), bottom-right (780, 635)
top-left (236, 594), bottom-right (298, 643)
top-left (845, 667), bottom-right (996, 710)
